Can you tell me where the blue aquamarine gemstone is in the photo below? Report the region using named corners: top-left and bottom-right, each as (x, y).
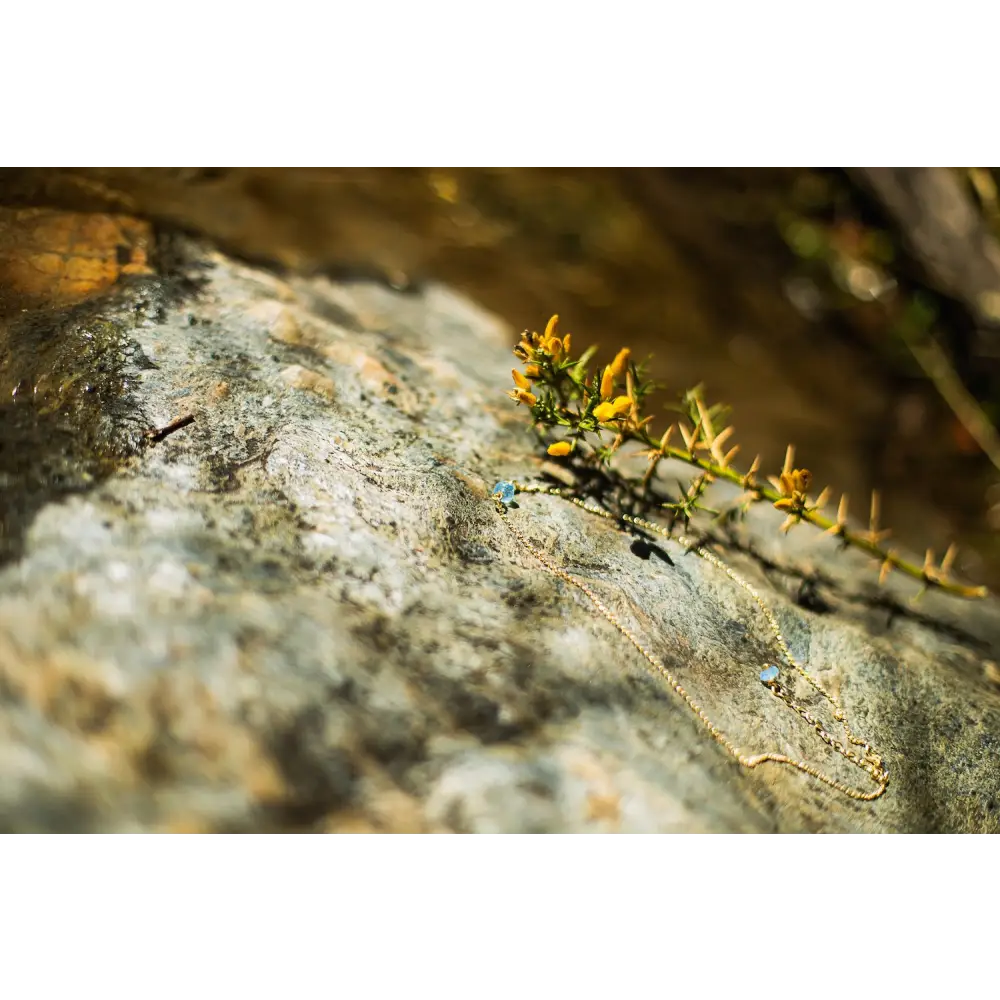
top-left (760, 665), bottom-right (780, 683)
top-left (493, 481), bottom-right (516, 505)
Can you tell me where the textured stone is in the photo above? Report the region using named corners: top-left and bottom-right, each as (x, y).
top-left (2, 240), bottom-right (1000, 832)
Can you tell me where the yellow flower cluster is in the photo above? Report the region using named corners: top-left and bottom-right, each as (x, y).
top-left (507, 315), bottom-right (642, 460)
top-left (513, 314), bottom-right (571, 364)
top-left (508, 367), bottom-right (536, 407)
top-left (507, 315), bottom-right (573, 407)
top-left (771, 468), bottom-right (812, 513)
top-left (591, 347), bottom-right (631, 420)
top-left (767, 459), bottom-right (831, 533)
top-left (500, 313), bottom-right (988, 600)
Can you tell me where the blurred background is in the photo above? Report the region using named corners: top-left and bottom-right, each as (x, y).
top-left (3, 167), bottom-right (1000, 590)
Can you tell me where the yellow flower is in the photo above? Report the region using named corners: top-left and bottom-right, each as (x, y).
top-left (768, 466), bottom-right (812, 501)
top-left (767, 465), bottom-right (814, 528)
top-left (547, 441), bottom-right (572, 457)
top-left (516, 316), bottom-right (572, 364)
top-left (609, 347), bottom-right (631, 379)
top-left (783, 469), bottom-right (811, 495)
top-left (525, 364), bottom-right (541, 379)
top-left (511, 368), bottom-right (530, 390)
top-left (594, 396), bottom-right (632, 422)
top-left (600, 365), bottom-right (615, 400)
top-left (507, 388), bottom-right (538, 406)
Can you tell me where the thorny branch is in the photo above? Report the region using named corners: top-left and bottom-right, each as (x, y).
top-left (506, 315), bottom-right (988, 600)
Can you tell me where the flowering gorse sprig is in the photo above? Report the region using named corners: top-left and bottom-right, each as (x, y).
top-left (506, 314), bottom-right (988, 600)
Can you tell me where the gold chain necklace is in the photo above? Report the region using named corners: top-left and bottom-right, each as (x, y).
top-left (492, 480), bottom-right (889, 802)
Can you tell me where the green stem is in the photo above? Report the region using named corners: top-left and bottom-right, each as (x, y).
top-left (536, 374), bottom-right (986, 600)
top-left (626, 427), bottom-right (985, 599)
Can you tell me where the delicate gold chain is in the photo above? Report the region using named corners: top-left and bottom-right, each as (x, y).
top-left (493, 481), bottom-right (889, 802)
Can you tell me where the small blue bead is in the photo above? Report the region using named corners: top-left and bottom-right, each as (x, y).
top-left (493, 481), bottom-right (516, 505)
top-left (760, 665), bottom-right (780, 683)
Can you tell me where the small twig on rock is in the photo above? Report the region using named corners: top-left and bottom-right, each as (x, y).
top-left (145, 413), bottom-right (195, 444)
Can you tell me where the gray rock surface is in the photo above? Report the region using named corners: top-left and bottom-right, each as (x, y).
top-left (2, 240), bottom-right (1000, 832)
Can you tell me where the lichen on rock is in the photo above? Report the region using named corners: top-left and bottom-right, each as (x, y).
top-left (1, 239), bottom-right (1000, 832)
